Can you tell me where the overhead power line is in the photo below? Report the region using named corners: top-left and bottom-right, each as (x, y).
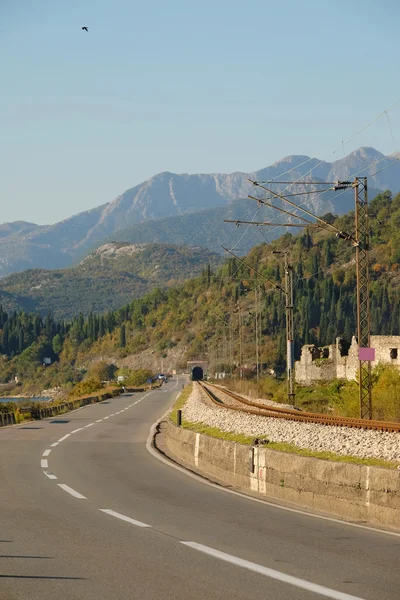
top-left (248, 179), bottom-right (355, 241)
top-left (248, 194), bottom-right (320, 226)
top-left (221, 246), bottom-right (284, 292)
top-left (224, 219), bottom-right (319, 228)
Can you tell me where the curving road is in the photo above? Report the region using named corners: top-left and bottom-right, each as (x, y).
top-left (1, 377), bottom-right (399, 600)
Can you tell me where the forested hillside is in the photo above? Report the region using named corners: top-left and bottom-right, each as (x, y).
top-left (0, 243), bottom-right (222, 319)
top-left (0, 190), bottom-right (399, 393)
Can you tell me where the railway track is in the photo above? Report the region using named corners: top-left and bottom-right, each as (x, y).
top-left (197, 381), bottom-right (400, 433)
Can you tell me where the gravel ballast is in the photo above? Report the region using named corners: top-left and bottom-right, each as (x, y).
top-left (182, 384), bottom-right (400, 463)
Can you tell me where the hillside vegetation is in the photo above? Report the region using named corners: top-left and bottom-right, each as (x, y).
top-left (0, 191), bottom-right (399, 410)
top-left (0, 243), bottom-right (222, 319)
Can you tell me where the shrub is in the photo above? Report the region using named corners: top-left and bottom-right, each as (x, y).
top-left (126, 369), bottom-right (154, 387)
top-left (69, 378), bottom-right (103, 398)
top-left (88, 361), bottom-right (117, 382)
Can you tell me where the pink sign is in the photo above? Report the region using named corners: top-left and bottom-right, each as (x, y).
top-left (359, 347), bottom-right (375, 361)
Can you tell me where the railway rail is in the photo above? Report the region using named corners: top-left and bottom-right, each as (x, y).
top-left (197, 381), bottom-right (400, 433)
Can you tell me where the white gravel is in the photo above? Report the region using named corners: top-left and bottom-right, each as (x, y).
top-left (182, 384), bottom-right (400, 464)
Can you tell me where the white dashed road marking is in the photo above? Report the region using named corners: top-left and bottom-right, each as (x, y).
top-left (58, 484), bottom-right (86, 499)
top-left (39, 385), bottom-right (174, 515)
top-left (181, 542), bottom-right (365, 600)
top-left (99, 509), bottom-right (151, 528)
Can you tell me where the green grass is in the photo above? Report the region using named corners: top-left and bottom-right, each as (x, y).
top-left (170, 384), bottom-right (193, 425)
top-left (182, 421), bottom-right (263, 445)
top-left (263, 440), bottom-right (398, 469)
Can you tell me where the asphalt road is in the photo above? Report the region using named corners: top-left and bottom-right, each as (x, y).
top-left (1, 377), bottom-right (399, 600)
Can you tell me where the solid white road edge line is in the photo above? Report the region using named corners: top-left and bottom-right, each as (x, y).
top-left (42, 449), bottom-right (51, 457)
top-left (44, 471), bottom-right (58, 480)
top-left (58, 484), bottom-right (86, 499)
top-left (181, 542), bottom-right (365, 600)
top-left (99, 509), bottom-right (151, 528)
top-left (145, 402), bottom-right (400, 539)
top-left (40, 459), bottom-right (48, 469)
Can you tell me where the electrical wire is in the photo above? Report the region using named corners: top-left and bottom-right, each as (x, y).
top-left (228, 205), bottom-right (261, 252)
top-left (226, 99), bottom-right (400, 251)
top-left (263, 98), bottom-right (400, 184)
top-left (370, 158), bottom-right (400, 178)
top-left (252, 147), bottom-right (400, 242)
top-left (385, 110), bottom-right (397, 155)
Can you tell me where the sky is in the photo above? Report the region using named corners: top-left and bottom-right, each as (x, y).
top-left (1, 0), bottom-right (400, 225)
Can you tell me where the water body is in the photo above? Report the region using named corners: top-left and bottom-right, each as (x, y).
top-left (0, 397), bottom-right (51, 403)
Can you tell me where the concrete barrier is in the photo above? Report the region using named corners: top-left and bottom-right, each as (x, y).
top-left (159, 419), bottom-right (400, 531)
top-left (29, 388), bottom-right (122, 421)
top-left (0, 412), bottom-right (16, 427)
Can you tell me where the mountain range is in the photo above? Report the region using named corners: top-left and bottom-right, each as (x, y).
top-left (0, 147), bottom-right (398, 277)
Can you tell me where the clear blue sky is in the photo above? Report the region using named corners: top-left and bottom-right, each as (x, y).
top-left (1, 0), bottom-right (399, 224)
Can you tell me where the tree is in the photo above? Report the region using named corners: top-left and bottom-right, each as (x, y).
top-left (88, 361), bottom-right (117, 383)
top-left (119, 324), bottom-right (126, 348)
top-left (126, 369), bottom-right (154, 387)
top-left (2, 323), bottom-right (9, 355)
top-left (52, 334), bottom-right (63, 355)
top-left (324, 240), bottom-right (334, 268)
top-left (18, 329), bottom-right (24, 354)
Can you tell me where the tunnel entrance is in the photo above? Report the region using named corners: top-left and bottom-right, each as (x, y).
top-left (192, 366), bottom-right (204, 381)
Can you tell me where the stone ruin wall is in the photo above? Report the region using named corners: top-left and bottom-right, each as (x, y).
top-left (295, 336), bottom-right (400, 385)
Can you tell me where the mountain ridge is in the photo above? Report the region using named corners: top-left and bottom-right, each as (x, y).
top-left (0, 147), bottom-right (398, 277)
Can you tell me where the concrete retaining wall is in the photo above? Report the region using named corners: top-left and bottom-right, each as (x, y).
top-left (160, 420), bottom-right (400, 530)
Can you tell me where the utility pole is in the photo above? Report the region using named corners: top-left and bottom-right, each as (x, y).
top-left (272, 252), bottom-right (295, 405)
top-left (238, 306), bottom-right (243, 380)
top-left (237, 176), bottom-right (372, 419)
top-left (222, 245), bottom-right (286, 385)
top-left (254, 286), bottom-right (260, 384)
top-left (354, 177), bottom-right (372, 419)
top-left (285, 258), bottom-right (295, 405)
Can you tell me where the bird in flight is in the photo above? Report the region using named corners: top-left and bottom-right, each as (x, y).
top-left (82, 26), bottom-right (89, 32)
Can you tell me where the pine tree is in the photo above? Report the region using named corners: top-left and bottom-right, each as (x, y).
top-left (2, 323), bottom-right (9, 355)
top-left (120, 324), bottom-right (126, 348)
top-left (18, 329), bottom-right (24, 354)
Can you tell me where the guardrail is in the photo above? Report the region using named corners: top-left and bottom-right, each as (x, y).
top-left (0, 387), bottom-right (122, 427)
top-left (0, 412), bottom-right (16, 427)
top-left (30, 389), bottom-right (121, 420)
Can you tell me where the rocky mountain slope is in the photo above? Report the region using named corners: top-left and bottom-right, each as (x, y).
top-left (0, 243), bottom-right (222, 319)
top-left (0, 147), bottom-right (398, 276)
